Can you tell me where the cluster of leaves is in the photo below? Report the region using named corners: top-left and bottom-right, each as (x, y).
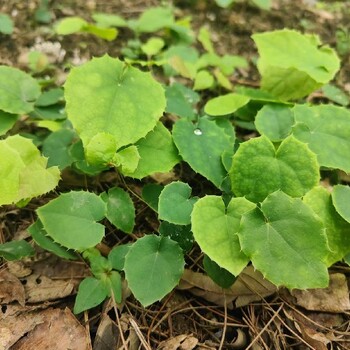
top-left (1, 4), bottom-right (350, 314)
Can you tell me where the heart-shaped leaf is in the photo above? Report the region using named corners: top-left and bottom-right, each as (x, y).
top-left (124, 235), bottom-right (185, 307)
top-left (37, 191), bottom-right (106, 251)
top-left (158, 182), bottom-right (197, 225)
top-left (64, 55), bottom-right (166, 148)
top-left (230, 135), bottom-right (319, 202)
top-left (192, 196), bottom-right (255, 276)
top-left (173, 117), bottom-right (233, 188)
top-left (123, 122), bottom-right (180, 179)
top-left (238, 191), bottom-right (329, 289)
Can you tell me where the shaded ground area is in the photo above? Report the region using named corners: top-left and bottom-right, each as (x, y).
top-left (1, 0), bottom-right (350, 349)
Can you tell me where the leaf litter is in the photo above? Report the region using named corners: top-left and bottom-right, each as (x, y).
top-left (1, 0), bottom-right (350, 349)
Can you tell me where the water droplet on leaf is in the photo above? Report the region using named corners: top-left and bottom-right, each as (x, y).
top-left (194, 128), bottom-right (202, 136)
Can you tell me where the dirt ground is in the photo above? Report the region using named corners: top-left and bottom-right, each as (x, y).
top-left (1, 0), bottom-right (350, 349)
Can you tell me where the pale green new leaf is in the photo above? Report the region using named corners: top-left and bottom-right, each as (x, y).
top-left (194, 70), bottom-right (214, 90)
top-left (292, 104), bottom-right (350, 172)
top-left (37, 191), bottom-right (106, 251)
top-left (332, 185), bottom-right (350, 224)
top-left (192, 196), bottom-right (255, 276)
top-left (304, 186), bottom-right (350, 265)
top-left (141, 37), bottom-right (165, 56)
top-left (173, 117), bottom-right (233, 188)
top-left (198, 27), bottom-right (214, 53)
top-left (92, 13), bottom-right (127, 27)
top-left (253, 29), bottom-right (340, 100)
top-left (0, 65), bottom-right (41, 114)
top-left (131, 7), bottom-right (174, 33)
top-left (124, 235), bottom-right (185, 307)
top-left (55, 16), bottom-right (87, 35)
top-left (123, 122), bottom-right (179, 179)
top-left (238, 191), bottom-right (329, 289)
top-left (115, 145), bottom-right (140, 174)
top-left (85, 132), bottom-right (118, 166)
top-left (0, 14), bottom-right (14, 35)
top-left (64, 55), bottom-right (166, 149)
top-left (204, 93), bottom-right (250, 116)
top-left (158, 182), bottom-right (198, 225)
top-left (255, 104), bottom-right (294, 142)
top-left (0, 135), bottom-right (60, 205)
top-left (230, 135), bottom-right (319, 202)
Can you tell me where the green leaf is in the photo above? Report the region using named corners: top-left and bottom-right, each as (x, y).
top-left (238, 191), bottom-right (329, 289)
top-left (85, 132), bottom-right (118, 167)
top-left (0, 240), bottom-right (35, 261)
top-left (251, 0), bottom-right (271, 10)
top-left (103, 271), bottom-right (122, 303)
top-left (108, 244), bottom-right (132, 271)
top-left (28, 220), bottom-right (78, 260)
top-left (304, 186), bottom-right (350, 265)
top-left (102, 187), bottom-right (135, 234)
top-left (204, 93), bottom-right (250, 116)
top-left (0, 13), bottom-right (14, 34)
top-left (37, 191), bottom-right (106, 251)
top-left (0, 110), bottom-right (18, 135)
top-left (0, 65), bottom-right (41, 114)
top-left (92, 13), bottom-right (127, 27)
top-left (83, 24), bottom-right (117, 41)
top-left (124, 235), bottom-right (185, 307)
top-left (332, 185), bottom-right (350, 224)
top-left (42, 129), bottom-right (75, 169)
top-left (203, 255), bottom-right (236, 288)
top-left (192, 196), bottom-right (255, 276)
top-left (215, 0), bottom-right (235, 8)
top-left (255, 104), bottom-right (294, 142)
top-left (123, 122), bottom-right (179, 179)
top-left (30, 105), bottom-right (66, 121)
top-left (193, 70), bottom-right (214, 91)
top-left (74, 277), bottom-right (108, 314)
top-left (165, 82), bottom-right (198, 119)
top-left (322, 84), bottom-right (349, 106)
top-left (252, 29), bottom-right (340, 100)
top-left (0, 135), bottom-right (60, 205)
top-left (158, 182), bottom-right (197, 225)
top-left (142, 183), bottom-right (164, 212)
top-left (115, 145), bottom-right (140, 174)
top-left (35, 88), bottom-right (64, 107)
top-left (198, 27), bottom-right (214, 53)
top-left (173, 117), bottom-right (233, 188)
top-left (141, 37), bottom-right (165, 56)
top-left (213, 69), bottom-right (232, 90)
top-left (55, 16), bottom-right (87, 35)
top-left (230, 135), bottom-right (319, 202)
top-left (64, 55), bottom-right (166, 149)
top-left (159, 222), bottom-right (193, 252)
top-left (292, 104), bottom-right (350, 172)
top-left (132, 7), bottom-right (174, 33)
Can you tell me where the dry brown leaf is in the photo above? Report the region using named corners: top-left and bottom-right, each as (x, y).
top-left (178, 266), bottom-right (277, 308)
top-left (0, 269), bottom-right (25, 306)
top-left (0, 306), bottom-right (45, 349)
top-left (23, 274), bottom-right (75, 303)
top-left (10, 308), bottom-right (91, 350)
top-left (300, 327), bottom-right (330, 350)
top-left (157, 334), bottom-right (198, 350)
top-left (291, 273), bottom-right (350, 312)
top-left (93, 313), bottom-right (120, 350)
